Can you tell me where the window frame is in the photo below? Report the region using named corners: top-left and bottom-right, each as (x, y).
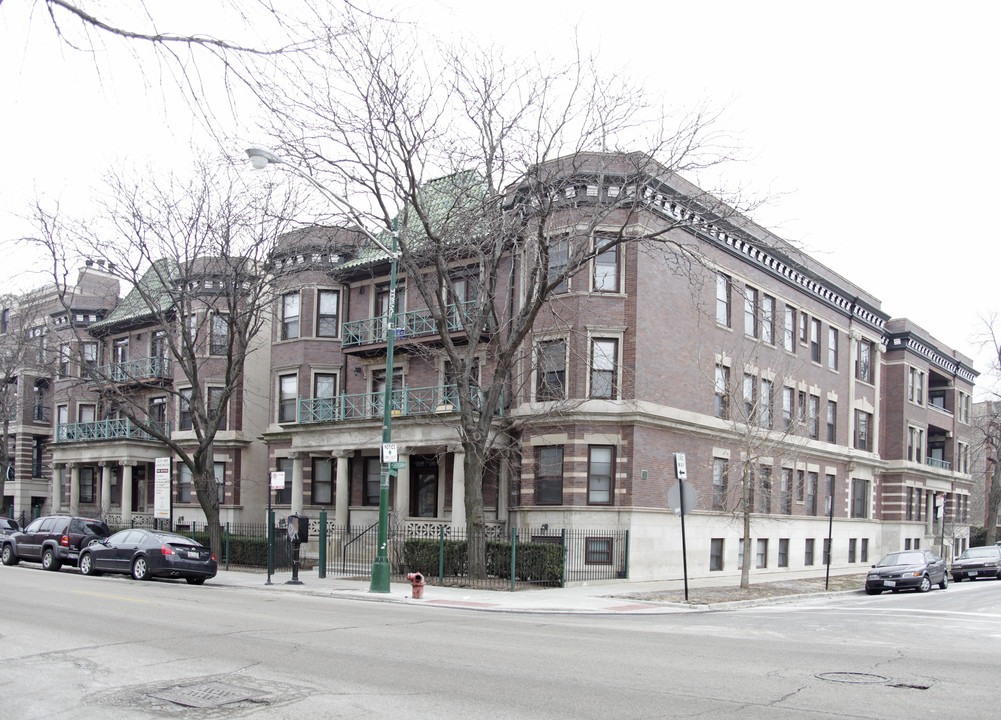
top-left (712, 458), bottom-right (728, 511)
top-left (281, 292), bottom-right (301, 340)
top-left (316, 289), bottom-right (340, 338)
top-left (827, 327), bottom-right (839, 370)
top-left (311, 457), bottom-right (334, 506)
top-left (743, 285), bottom-right (759, 338)
top-left (536, 339), bottom-right (567, 401)
top-left (589, 338), bottom-right (618, 399)
top-left (587, 445), bottom-right (615, 505)
top-left (210, 314), bottom-right (229, 356)
top-left (710, 538), bottom-right (724, 571)
top-left (278, 373), bottom-right (298, 423)
top-left (535, 446), bottom-right (564, 505)
top-left (716, 273), bottom-right (731, 327)
top-left (592, 237), bottom-right (620, 293)
top-left (584, 537), bottom-right (614, 565)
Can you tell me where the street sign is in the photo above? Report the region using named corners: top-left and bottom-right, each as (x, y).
top-left (270, 471), bottom-right (286, 489)
top-left (382, 443), bottom-right (398, 463)
top-left (667, 480), bottom-right (697, 514)
top-left (674, 453), bottom-right (687, 480)
top-left (390, 461), bottom-right (407, 470)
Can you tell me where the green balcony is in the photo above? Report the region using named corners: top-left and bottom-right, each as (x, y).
top-left (298, 384), bottom-right (485, 423)
top-left (341, 301), bottom-right (479, 348)
top-left (56, 418), bottom-right (171, 442)
top-left (94, 356), bottom-right (173, 384)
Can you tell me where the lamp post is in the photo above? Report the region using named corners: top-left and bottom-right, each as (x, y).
top-left (246, 147), bottom-right (398, 593)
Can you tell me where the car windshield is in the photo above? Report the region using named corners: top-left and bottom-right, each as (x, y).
top-left (959, 547), bottom-right (999, 559)
top-left (154, 533), bottom-right (200, 547)
top-left (877, 552), bottom-right (925, 567)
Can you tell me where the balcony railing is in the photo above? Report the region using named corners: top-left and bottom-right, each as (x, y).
top-left (341, 301), bottom-right (479, 348)
top-left (298, 384), bottom-right (484, 423)
top-left (927, 457), bottom-right (952, 470)
top-left (94, 356), bottom-right (173, 383)
top-left (56, 418), bottom-right (171, 442)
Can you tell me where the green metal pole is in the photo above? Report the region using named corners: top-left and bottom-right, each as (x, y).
top-left (318, 508), bottom-right (327, 579)
top-left (510, 526), bottom-right (516, 592)
top-left (225, 522), bottom-right (230, 571)
top-left (561, 528), bottom-right (567, 588)
top-left (370, 221), bottom-right (399, 594)
top-left (438, 524), bottom-right (445, 583)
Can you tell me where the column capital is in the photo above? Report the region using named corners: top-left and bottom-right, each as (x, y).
top-left (331, 449), bottom-right (353, 459)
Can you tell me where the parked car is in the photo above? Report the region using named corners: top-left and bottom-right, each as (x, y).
top-left (1, 515), bottom-right (111, 570)
top-left (865, 550), bottom-right (949, 595)
top-left (951, 545), bottom-right (1001, 581)
top-left (78, 529), bottom-right (217, 584)
top-left (0, 517), bottom-right (20, 537)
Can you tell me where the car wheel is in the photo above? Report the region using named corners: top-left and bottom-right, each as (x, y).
top-left (79, 553), bottom-right (100, 577)
top-left (939, 574), bottom-right (949, 590)
top-left (185, 577), bottom-right (205, 585)
top-left (41, 548), bottom-right (62, 572)
top-left (865, 588), bottom-right (882, 595)
top-left (1, 543), bottom-right (18, 566)
top-left (131, 556), bottom-right (150, 581)
top-left (918, 575), bottom-right (932, 593)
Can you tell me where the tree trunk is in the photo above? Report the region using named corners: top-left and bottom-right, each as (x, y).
top-left (463, 443), bottom-right (487, 580)
top-left (193, 470), bottom-right (223, 560)
top-left (740, 465), bottom-right (751, 589)
top-left (985, 453), bottom-right (1001, 545)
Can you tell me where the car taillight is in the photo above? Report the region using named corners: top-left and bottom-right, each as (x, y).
top-left (211, 553), bottom-right (217, 562)
top-left (60, 535), bottom-right (69, 547)
top-left (161, 544), bottom-right (176, 556)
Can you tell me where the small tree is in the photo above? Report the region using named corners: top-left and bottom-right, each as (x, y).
top-left (31, 162), bottom-right (300, 557)
top-left (974, 314), bottom-right (1001, 544)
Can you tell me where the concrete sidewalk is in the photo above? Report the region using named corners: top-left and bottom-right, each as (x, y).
top-left (207, 567), bottom-right (866, 614)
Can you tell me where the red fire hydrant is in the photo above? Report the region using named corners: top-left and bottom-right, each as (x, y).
top-left (407, 572), bottom-right (426, 599)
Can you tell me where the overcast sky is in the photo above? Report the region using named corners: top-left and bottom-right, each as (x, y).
top-left (1, 0), bottom-right (997, 392)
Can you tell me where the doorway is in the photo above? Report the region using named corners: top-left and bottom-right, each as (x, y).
top-left (410, 455), bottom-right (439, 518)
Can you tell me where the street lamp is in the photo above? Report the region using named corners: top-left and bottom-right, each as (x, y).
top-left (246, 147), bottom-right (398, 593)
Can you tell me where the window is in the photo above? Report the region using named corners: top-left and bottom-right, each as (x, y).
top-left (743, 373), bottom-right (756, 422)
top-left (823, 538), bottom-right (832, 564)
top-left (179, 388), bottom-right (193, 431)
top-left (826, 474), bottom-right (836, 515)
top-left (32, 437), bottom-right (44, 478)
top-left (807, 472), bottom-right (819, 516)
top-left (78, 404), bottom-right (96, 424)
top-left (210, 315), bottom-right (229, 356)
top-left (778, 539), bottom-right (789, 567)
top-left (208, 387), bottom-right (227, 431)
top-left (908, 367), bottom-right (925, 404)
top-left (113, 337), bottom-right (129, 364)
top-left (536, 447), bottom-right (564, 505)
top-left (744, 286), bottom-right (758, 337)
top-left (537, 340), bottom-right (567, 401)
top-left (782, 386), bottom-right (794, 430)
top-left (762, 295), bottom-right (775, 344)
top-left (958, 391), bottom-right (971, 423)
top-left (851, 478), bottom-right (870, 518)
top-left (826, 401), bottom-right (837, 443)
top-left (848, 538), bottom-right (857, 563)
top-left (783, 306), bottom-right (796, 352)
top-left (593, 239), bottom-right (619, 292)
top-left (796, 468), bottom-right (805, 502)
top-left (760, 379), bottom-right (773, 428)
top-left (906, 487), bottom-right (915, 521)
top-left (738, 538), bottom-right (745, 569)
top-left (184, 314), bottom-right (198, 344)
top-left (363, 457), bottom-right (381, 506)
top-left (151, 330), bottom-right (168, 360)
top-left (275, 457), bottom-right (293, 505)
top-left (311, 458), bottom-right (333, 505)
top-left (149, 396), bottom-right (167, 428)
top-left (828, 328), bottom-right (838, 370)
top-left (714, 365), bottom-right (730, 419)
top-left (854, 410), bottom-right (872, 451)
top-left (908, 426), bottom-right (924, 463)
top-left (861, 538), bottom-right (869, 563)
top-left (371, 368), bottom-right (403, 416)
top-left (757, 466), bottom-right (772, 514)
top-left (780, 469), bottom-right (792, 514)
top-left (81, 341), bottom-right (98, 376)
top-left (314, 373), bottom-right (337, 399)
top-left (809, 318), bottom-right (821, 363)
top-left (585, 537), bottom-right (613, 565)
top-left (281, 292), bottom-right (300, 340)
top-left (957, 442), bottom-right (970, 474)
top-left (58, 344), bottom-right (70, 377)
top-left (804, 538), bottom-right (815, 566)
top-left (799, 312), bottom-right (808, 345)
top-left (712, 458), bottom-right (728, 510)
top-left (316, 290), bottom-right (340, 337)
top-left (716, 273), bottom-right (731, 326)
top-left (214, 462), bottom-right (226, 505)
top-left (79, 467), bottom-right (96, 504)
top-left (588, 446), bottom-right (614, 505)
top-left (797, 390), bottom-right (806, 426)
top-left (590, 339), bottom-right (618, 399)
top-left (856, 339), bottom-right (874, 383)
top-left (178, 465), bottom-right (193, 502)
top-left (808, 394), bottom-right (819, 439)
top-left (279, 374), bottom-right (298, 423)
top-left (756, 539), bottom-right (768, 569)
top-left (710, 538), bottom-right (724, 571)
top-left (549, 237), bottom-right (570, 294)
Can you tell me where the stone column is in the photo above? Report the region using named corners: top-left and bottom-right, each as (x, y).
top-left (497, 459), bottom-right (509, 520)
top-left (333, 451), bottom-right (350, 530)
top-left (122, 462), bottom-right (135, 526)
top-left (290, 452), bottom-right (305, 515)
top-left (99, 461), bottom-right (112, 518)
top-left (69, 463), bottom-right (80, 516)
top-left (52, 465), bottom-right (64, 513)
top-left (451, 446), bottom-right (466, 527)
top-left (394, 452), bottom-right (410, 520)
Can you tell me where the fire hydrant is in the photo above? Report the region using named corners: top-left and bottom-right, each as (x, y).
top-left (407, 572), bottom-right (426, 600)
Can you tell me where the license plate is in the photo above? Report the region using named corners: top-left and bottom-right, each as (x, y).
top-left (188, 551), bottom-right (199, 559)
top-left (970, 571), bottom-right (978, 577)
top-left (884, 580), bottom-right (896, 587)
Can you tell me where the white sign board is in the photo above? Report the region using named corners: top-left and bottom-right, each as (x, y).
top-left (154, 457), bottom-right (172, 519)
top-left (382, 443), bottom-right (398, 463)
top-left (674, 452), bottom-right (687, 481)
top-left (270, 471), bottom-right (286, 489)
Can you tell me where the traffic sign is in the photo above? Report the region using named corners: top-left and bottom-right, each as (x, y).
top-left (390, 461), bottom-right (407, 470)
top-left (667, 480), bottom-right (697, 514)
top-left (382, 443), bottom-right (398, 463)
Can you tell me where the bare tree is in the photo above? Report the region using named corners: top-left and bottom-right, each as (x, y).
top-left (30, 162), bottom-right (301, 557)
top-left (974, 314), bottom-right (1001, 544)
top-left (254, 18), bottom-right (750, 577)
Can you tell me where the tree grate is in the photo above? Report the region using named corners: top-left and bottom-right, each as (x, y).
top-left (150, 682), bottom-right (258, 708)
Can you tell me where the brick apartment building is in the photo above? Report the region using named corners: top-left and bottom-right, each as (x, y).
top-left (2, 151), bottom-right (978, 581)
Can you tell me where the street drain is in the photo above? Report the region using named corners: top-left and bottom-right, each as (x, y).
top-left (150, 682), bottom-right (259, 709)
top-left (815, 672), bottom-right (890, 685)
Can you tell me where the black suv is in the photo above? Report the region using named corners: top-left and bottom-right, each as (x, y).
top-left (1, 515), bottom-right (112, 570)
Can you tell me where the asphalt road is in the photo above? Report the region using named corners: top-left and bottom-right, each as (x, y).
top-left (2, 564), bottom-right (1000, 719)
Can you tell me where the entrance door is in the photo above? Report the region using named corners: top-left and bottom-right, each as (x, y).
top-left (410, 456), bottom-right (439, 518)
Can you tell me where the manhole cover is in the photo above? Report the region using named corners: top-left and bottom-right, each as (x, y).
top-left (816, 672), bottom-right (889, 685)
top-left (150, 682), bottom-right (258, 708)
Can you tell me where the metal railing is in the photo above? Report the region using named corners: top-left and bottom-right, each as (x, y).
top-left (927, 457), bottom-right (952, 470)
top-left (94, 356), bottom-right (173, 383)
top-left (56, 418), bottom-right (171, 442)
top-left (341, 301), bottom-right (479, 347)
top-left (298, 384), bottom-right (484, 424)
